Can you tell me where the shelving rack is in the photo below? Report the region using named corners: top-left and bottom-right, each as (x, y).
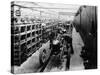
top-left (11, 2), bottom-right (59, 66)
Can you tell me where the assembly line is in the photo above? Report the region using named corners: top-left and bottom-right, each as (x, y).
top-left (11, 1), bottom-right (97, 74)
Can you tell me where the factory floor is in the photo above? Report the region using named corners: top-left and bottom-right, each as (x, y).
top-left (70, 27), bottom-right (84, 70)
top-left (13, 27), bottom-right (85, 74)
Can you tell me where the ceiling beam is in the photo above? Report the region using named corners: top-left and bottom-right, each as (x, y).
top-left (11, 4), bottom-right (78, 10)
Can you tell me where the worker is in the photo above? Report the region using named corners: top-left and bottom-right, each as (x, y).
top-left (49, 31), bottom-right (55, 50)
top-left (62, 35), bottom-right (74, 70)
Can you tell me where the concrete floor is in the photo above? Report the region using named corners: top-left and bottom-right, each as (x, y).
top-left (13, 27), bottom-right (85, 73)
top-left (70, 27), bottom-right (84, 70)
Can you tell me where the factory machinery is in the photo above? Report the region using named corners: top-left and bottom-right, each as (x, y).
top-left (11, 2), bottom-right (60, 66)
top-left (11, 1), bottom-right (97, 70)
top-left (73, 6), bottom-right (97, 69)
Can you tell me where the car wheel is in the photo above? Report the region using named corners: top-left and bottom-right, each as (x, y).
top-left (39, 49), bottom-right (47, 64)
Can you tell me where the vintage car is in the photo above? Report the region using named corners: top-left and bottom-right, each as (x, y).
top-left (38, 27), bottom-right (71, 64)
top-left (39, 41), bottom-right (51, 64)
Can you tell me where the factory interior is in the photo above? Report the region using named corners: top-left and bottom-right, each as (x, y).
top-left (11, 1), bottom-right (97, 73)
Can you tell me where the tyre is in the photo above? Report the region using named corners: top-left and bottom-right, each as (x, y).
top-left (39, 48), bottom-right (51, 64)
